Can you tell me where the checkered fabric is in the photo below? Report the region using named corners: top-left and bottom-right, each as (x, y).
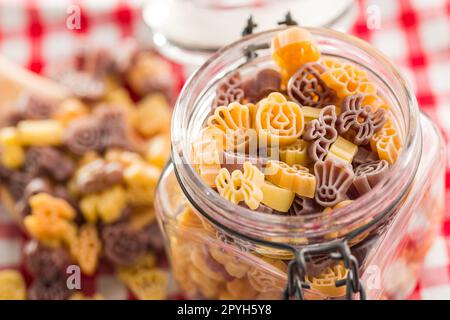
top-left (0, 0), bottom-right (449, 300)
top-left (350, 0), bottom-right (450, 300)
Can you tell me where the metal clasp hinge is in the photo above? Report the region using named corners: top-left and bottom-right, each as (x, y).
top-left (241, 11), bottom-right (298, 61)
top-left (284, 241), bottom-right (366, 300)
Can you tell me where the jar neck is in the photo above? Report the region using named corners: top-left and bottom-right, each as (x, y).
top-left (171, 27), bottom-right (422, 245)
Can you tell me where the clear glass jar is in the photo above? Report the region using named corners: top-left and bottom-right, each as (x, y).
top-left (154, 27), bottom-right (446, 300)
top-left (143, 0), bottom-right (357, 72)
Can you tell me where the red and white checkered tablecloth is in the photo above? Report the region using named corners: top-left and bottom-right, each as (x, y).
top-left (0, 0), bottom-right (449, 300)
top-left (350, 0), bottom-right (450, 299)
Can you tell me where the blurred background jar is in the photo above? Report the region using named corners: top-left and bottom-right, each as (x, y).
top-left (144, 0), bottom-right (357, 72)
top-left (154, 27), bottom-right (446, 300)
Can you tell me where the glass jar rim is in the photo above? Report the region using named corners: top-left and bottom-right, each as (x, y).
top-left (170, 26), bottom-right (422, 243)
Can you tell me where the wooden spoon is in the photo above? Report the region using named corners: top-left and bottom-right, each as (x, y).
top-left (0, 55), bottom-right (71, 107)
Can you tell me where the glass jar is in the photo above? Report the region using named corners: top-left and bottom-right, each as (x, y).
top-left (154, 27), bottom-right (446, 300)
top-left (143, 0), bottom-right (357, 72)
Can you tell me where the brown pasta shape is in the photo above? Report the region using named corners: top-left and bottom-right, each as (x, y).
top-left (24, 240), bottom-right (71, 280)
top-left (28, 277), bottom-right (71, 300)
top-left (76, 159), bottom-right (123, 194)
top-left (314, 157), bottom-right (354, 207)
top-left (352, 160), bottom-right (389, 196)
top-left (288, 195), bottom-right (322, 216)
top-left (337, 93), bottom-right (386, 145)
top-left (25, 147), bottom-right (75, 182)
top-left (102, 223), bottom-right (148, 266)
top-left (16, 93), bottom-right (55, 120)
top-left (63, 118), bottom-right (103, 155)
top-left (6, 171), bottom-right (33, 200)
top-left (16, 178), bottom-right (53, 217)
top-left (352, 146), bottom-right (379, 167)
top-left (287, 63), bottom-right (336, 108)
top-left (212, 71), bottom-right (245, 109)
top-left (303, 105), bottom-right (338, 162)
top-left (242, 69), bottom-right (282, 103)
top-left (94, 106), bottom-right (131, 150)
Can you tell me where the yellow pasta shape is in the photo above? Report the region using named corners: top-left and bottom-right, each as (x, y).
top-left (208, 102), bottom-right (251, 132)
top-left (177, 207), bottom-right (203, 229)
top-left (207, 102), bottom-right (253, 151)
top-left (71, 224), bottom-right (102, 276)
top-left (327, 136), bottom-right (358, 164)
top-left (321, 58), bottom-right (377, 103)
top-left (279, 139), bottom-right (310, 166)
top-left (370, 118), bottom-right (402, 164)
top-left (191, 128), bottom-right (222, 187)
top-left (302, 106), bottom-right (322, 124)
top-left (305, 262), bottom-right (349, 299)
top-left (247, 103), bottom-right (258, 127)
top-left (255, 92), bottom-right (304, 146)
top-left (118, 253), bottom-right (157, 283)
top-left (261, 181), bottom-right (295, 212)
top-left (215, 162), bottom-right (264, 210)
top-left (134, 94), bottom-right (171, 137)
top-left (80, 185), bottom-right (126, 224)
top-left (124, 268), bottom-right (168, 300)
top-left (17, 120), bottom-right (64, 146)
top-left (124, 163), bottom-right (161, 206)
top-left (189, 264), bottom-right (221, 299)
top-left (265, 160), bottom-right (316, 198)
top-left (242, 160), bottom-right (265, 186)
top-left (105, 149), bottom-right (144, 168)
top-left (54, 98), bottom-right (89, 126)
top-left (0, 127), bottom-right (21, 145)
top-left (0, 127), bottom-right (25, 169)
top-left (129, 206), bottom-right (156, 230)
top-left (105, 87), bottom-right (135, 115)
top-left (145, 134), bottom-right (171, 169)
top-left (78, 151), bottom-right (100, 167)
top-left (226, 278), bottom-right (258, 299)
top-left (24, 193), bottom-right (76, 246)
top-left (271, 27), bottom-right (321, 78)
top-left (248, 267), bottom-right (285, 293)
top-left (198, 164), bottom-right (222, 188)
top-left (1, 145), bottom-right (24, 169)
top-left (323, 200), bottom-right (371, 247)
top-left (97, 185), bottom-right (127, 223)
top-left (209, 245), bottom-right (249, 279)
top-left (79, 194), bottom-right (98, 223)
top-left (190, 247), bottom-right (226, 282)
top-left (0, 270), bottom-right (26, 300)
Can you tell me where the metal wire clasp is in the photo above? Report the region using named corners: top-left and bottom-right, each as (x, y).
top-left (284, 240), bottom-right (366, 300)
top-left (241, 11), bottom-right (298, 61)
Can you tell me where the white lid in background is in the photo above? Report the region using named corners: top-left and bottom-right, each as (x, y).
top-left (144, 0), bottom-right (355, 50)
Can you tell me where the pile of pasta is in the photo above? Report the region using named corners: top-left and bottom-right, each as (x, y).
top-left (193, 26), bottom-right (402, 216)
top-left (0, 42), bottom-right (173, 300)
